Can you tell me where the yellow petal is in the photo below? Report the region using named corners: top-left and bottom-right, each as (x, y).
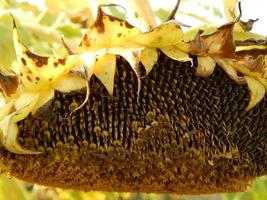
top-left (54, 74), bottom-right (87, 93)
top-left (161, 46), bottom-right (191, 62)
top-left (0, 113), bottom-right (40, 154)
top-left (128, 0), bottom-right (157, 31)
top-left (12, 92), bottom-right (40, 123)
top-left (223, 0), bottom-right (238, 22)
top-left (94, 54), bottom-right (116, 95)
top-left (129, 22), bottom-right (184, 47)
top-left (195, 56), bottom-right (216, 77)
top-left (0, 100), bottom-right (15, 121)
top-left (244, 76), bottom-right (266, 111)
top-left (140, 48), bottom-right (158, 75)
top-left (234, 32), bottom-right (266, 41)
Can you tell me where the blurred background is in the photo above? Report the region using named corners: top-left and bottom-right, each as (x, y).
top-left (0, 0), bottom-right (266, 199)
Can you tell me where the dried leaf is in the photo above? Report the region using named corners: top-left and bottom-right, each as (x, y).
top-left (244, 76), bottom-right (266, 111)
top-left (195, 56), bottom-right (216, 77)
top-left (94, 54), bottom-right (116, 95)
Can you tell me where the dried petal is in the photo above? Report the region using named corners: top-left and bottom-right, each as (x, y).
top-left (190, 23), bottom-right (236, 58)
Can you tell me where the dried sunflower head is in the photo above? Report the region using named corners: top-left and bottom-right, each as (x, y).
top-left (0, 1), bottom-right (266, 194)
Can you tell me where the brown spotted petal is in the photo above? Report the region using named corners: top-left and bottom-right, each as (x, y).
top-left (13, 20), bottom-right (80, 92)
top-left (190, 22), bottom-right (236, 58)
top-left (79, 9), bottom-right (141, 51)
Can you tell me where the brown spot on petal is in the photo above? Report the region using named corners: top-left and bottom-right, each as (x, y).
top-left (53, 58), bottom-right (66, 67)
top-left (80, 34), bottom-right (90, 47)
top-left (58, 58), bottom-right (66, 65)
top-left (26, 75), bottom-right (32, 82)
top-left (21, 58), bottom-right (26, 65)
top-left (93, 9), bottom-right (105, 33)
top-left (25, 51), bottom-right (48, 67)
top-left (117, 33), bottom-right (122, 38)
